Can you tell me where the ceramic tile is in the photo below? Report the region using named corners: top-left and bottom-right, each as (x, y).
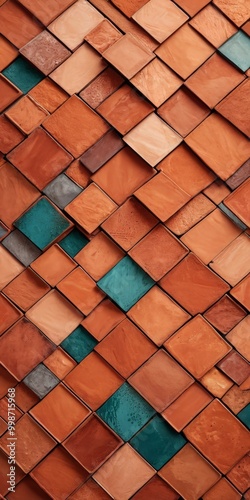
top-left (210, 234), bottom-right (250, 286)
top-left (0, 396), bottom-right (23, 422)
top-left (5, 95), bottom-right (49, 134)
top-left (58, 228), bottom-right (89, 257)
top-left (6, 476), bottom-right (52, 500)
top-left (200, 367), bottom-right (234, 398)
top-left (17, 0), bottom-right (77, 25)
top-left (28, 78), bottom-right (68, 113)
top-left (79, 67), bottom-right (124, 109)
top-left (0, 365), bottom-right (18, 399)
top-left (110, 0), bottom-right (149, 17)
top-left (203, 477), bottom-right (242, 500)
top-left (242, 21), bottom-right (250, 36)
top-left (3, 269), bottom-right (50, 311)
top-left (203, 179), bottom-right (232, 204)
top-left (216, 79), bottom-right (250, 138)
top-left (224, 178), bottom-right (250, 227)
top-left (80, 130), bottom-right (124, 174)
top-left (3, 57), bottom-right (44, 93)
top-left (12, 383), bottom-right (38, 413)
top-left (227, 455), bottom-right (250, 493)
top-left (219, 31), bottom-right (250, 72)
top-left (231, 273), bottom-right (250, 311)
top-left (0, 35), bottom-right (18, 71)
top-left (132, 475), bottom-right (179, 500)
top-left (190, 4), bottom-right (237, 47)
top-left (43, 174), bottom-right (82, 209)
top-left (23, 364), bottom-right (59, 399)
top-left (20, 31), bottom-right (71, 76)
top-left (166, 193), bottom-right (215, 235)
top-left (174, 0), bottom-right (210, 16)
top-left (0, 115), bottom-right (24, 154)
top-left (213, 0), bottom-right (250, 27)
top-left (204, 295), bottom-right (247, 335)
top-left (61, 325), bottom-right (97, 362)
top-left (68, 478), bottom-right (112, 499)
top-left (2, 230), bottom-right (42, 267)
top-left (85, 19), bottom-right (122, 53)
top-left (43, 347), bottom-right (76, 380)
top-left (81, 299), bottom-right (125, 341)
top-left (0, 449), bottom-right (25, 497)
top-left (217, 351), bottom-right (250, 385)
top-left (222, 384), bottom-right (250, 414)
top-left (0, 0), bottom-right (42, 48)
top-left (0, 293), bottom-right (22, 335)
top-left (0, 75), bottom-right (22, 112)
top-left (66, 159), bottom-right (91, 188)
top-left (31, 244), bottom-right (76, 286)
top-left (226, 160), bottom-right (250, 190)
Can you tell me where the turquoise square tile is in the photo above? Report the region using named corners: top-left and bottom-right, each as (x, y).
top-left (237, 404), bottom-right (250, 429)
top-left (2, 57), bottom-right (44, 93)
top-left (14, 197), bottom-right (71, 250)
top-left (219, 31), bottom-right (250, 72)
top-left (60, 326), bottom-right (97, 362)
top-left (59, 228), bottom-right (89, 257)
top-left (97, 256), bottom-right (155, 312)
top-left (97, 383), bottom-right (156, 441)
top-left (130, 414), bottom-right (186, 470)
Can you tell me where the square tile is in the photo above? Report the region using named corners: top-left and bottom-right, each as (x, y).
top-left (124, 114), bottom-right (182, 167)
top-left (2, 267), bottom-right (49, 312)
top-left (0, 0), bottom-right (42, 48)
top-left (217, 351), bottom-right (250, 385)
top-left (79, 129), bottom-right (124, 174)
top-left (189, 4), bottom-right (237, 47)
top-left (169, 0), bottom-right (210, 17)
top-left (0, 449), bottom-right (25, 497)
top-left (20, 31), bottom-right (70, 75)
top-left (81, 299), bottom-right (125, 341)
top-left (210, 234), bottom-right (250, 286)
top-left (58, 228), bottom-right (89, 257)
top-left (132, 475), bottom-right (179, 500)
top-left (203, 179), bottom-right (232, 204)
top-left (69, 479), bottom-right (114, 500)
top-left (2, 57), bottom-right (44, 93)
top-left (204, 295), bottom-right (247, 334)
top-left (43, 347), bottom-right (76, 380)
top-left (85, 19), bottom-right (122, 53)
top-left (231, 273), bottom-right (250, 311)
top-left (0, 35), bottom-right (18, 71)
top-left (2, 230), bottom-right (42, 267)
top-left (43, 174), bottom-right (82, 209)
top-left (0, 75), bottom-right (22, 112)
top-left (28, 77), bottom-right (68, 113)
top-left (219, 31), bottom-right (250, 72)
top-left (224, 178), bottom-right (250, 227)
top-left (216, 79), bottom-right (250, 138)
top-left (17, 0), bottom-right (77, 25)
top-left (0, 115), bottom-right (24, 154)
top-left (31, 244), bottom-right (77, 286)
top-left (213, 0), bottom-right (250, 27)
top-left (61, 325), bottom-right (97, 362)
top-left (216, 382), bottom-right (250, 413)
top-left (66, 159), bottom-right (91, 188)
top-left (203, 478), bottom-right (242, 500)
top-left (79, 67), bottom-right (124, 109)
top-left (0, 246), bottom-right (24, 291)
top-left (166, 194), bottom-right (215, 236)
top-left (226, 316), bottom-right (250, 362)
top-left (23, 364), bottom-right (59, 399)
top-left (5, 95), bottom-right (49, 134)
top-left (5, 476), bottom-right (53, 500)
top-left (0, 293), bottom-right (22, 335)
top-left (200, 367), bottom-right (233, 398)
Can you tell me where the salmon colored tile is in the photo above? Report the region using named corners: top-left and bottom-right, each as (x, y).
top-left (81, 299), bottom-right (125, 341)
top-left (92, 147), bottom-right (154, 205)
top-left (203, 179), bottom-right (231, 204)
top-left (184, 400), bottom-right (250, 473)
top-left (174, 0), bottom-right (210, 16)
top-left (14, 383), bottom-right (39, 412)
top-left (93, 444), bottom-right (155, 500)
top-left (0, 35), bottom-right (18, 71)
top-left (185, 114), bottom-right (250, 181)
top-left (160, 253), bottom-right (230, 315)
top-left (159, 444), bottom-right (220, 500)
top-left (79, 67), bottom-right (124, 109)
top-left (227, 455), bottom-right (250, 493)
top-left (210, 234), bottom-right (250, 286)
top-left (17, 0), bottom-right (77, 25)
top-left (203, 477), bottom-right (242, 500)
top-left (43, 95), bottom-right (109, 158)
top-left (213, 0), bottom-right (250, 27)
top-left (224, 179), bottom-right (250, 227)
top-left (5, 95), bottom-right (48, 134)
top-left (50, 44), bottom-right (107, 95)
top-left (0, 366), bottom-right (18, 399)
top-left (31, 244), bottom-right (77, 287)
top-left (66, 159), bottom-right (90, 188)
top-left (6, 476), bottom-right (52, 500)
top-left (204, 295), bottom-right (247, 335)
top-left (65, 352), bottom-right (123, 410)
top-left (111, 0), bottom-right (149, 17)
top-left (190, 4), bottom-right (237, 47)
top-left (95, 318), bottom-right (156, 378)
top-left (226, 160), bottom-right (250, 191)
top-left (20, 31), bottom-right (70, 76)
top-left (68, 479), bottom-right (112, 499)
top-left (216, 80), bottom-right (250, 138)
top-left (166, 193), bottom-right (215, 235)
top-left (85, 19), bottom-right (122, 53)
top-left (217, 351), bottom-right (250, 385)
top-left (0, 0), bottom-right (42, 48)
top-left (132, 475), bottom-right (179, 500)
top-left (43, 347), bottom-right (76, 379)
top-left (131, 58), bottom-right (182, 107)
top-left (0, 115), bottom-right (24, 154)
top-left (231, 273), bottom-right (250, 311)
top-left (222, 384), bottom-right (250, 414)
top-left (0, 449), bottom-right (25, 497)
top-left (200, 367), bottom-right (233, 398)
top-left (26, 290), bottom-right (83, 345)
top-left (28, 78), bottom-right (68, 113)
top-left (0, 294), bottom-right (22, 335)
top-left (3, 269), bottom-right (50, 311)
top-left (75, 232), bottom-right (124, 281)
top-left (155, 23), bottom-right (214, 79)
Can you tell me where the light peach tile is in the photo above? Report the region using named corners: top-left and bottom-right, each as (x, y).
top-left (210, 234), bottom-right (250, 286)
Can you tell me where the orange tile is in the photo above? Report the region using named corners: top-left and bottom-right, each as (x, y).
top-left (0, 365), bottom-right (18, 399)
top-left (5, 95), bottom-right (49, 134)
top-left (210, 234), bottom-right (250, 286)
top-left (0, 0), bottom-right (42, 48)
top-left (132, 475), bottom-right (179, 500)
top-left (66, 159), bottom-right (90, 188)
top-left (0, 115), bottom-right (24, 154)
top-left (226, 316), bottom-right (250, 361)
top-left (3, 268), bottom-right (50, 311)
top-left (231, 273), bottom-right (250, 311)
top-left (0, 35), bottom-right (18, 71)
top-left (166, 193), bottom-right (215, 236)
top-left (14, 383), bottom-right (39, 412)
top-left (200, 367), bottom-right (234, 398)
top-left (204, 295), bottom-right (247, 334)
top-left (43, 347), bottom-right (76, 379)
top-left (174, 0), bottom-right (210, 16)
top-left (222, 384), bottom-right (250, 414)
top-left (203, 179), bottom-right (231, 204)
top-left (213, 0), bottom-right (250, 27)
top-left (218, 350), bottom-right (250, 386)
top-left (203, 477), bottom-right (242, 500)
top-left (31, 244), bottom-right (77, 287)
top-left (0, 293), bottom-right (22, 335)
top-left (5, 475), bottom-right (54, 500)
top-left (227, 455), bottom-right (250, 493)
top-left (85, 19), bottom-right (122, 53)
top-left (111, 0), bottom-right (149, 17)
top-left (69, 478), bottom-right (112, 499)
top-left (81, 299), bottom-right (125, 341)
top-left (216, 79), bottom-right (250, 138)
top-left (190, 4), bottom-right (237, 47)
top-left (224, 178), bottom-right (250, 227)
top-left (17, 0), bottom-right (77, 25)
top-left (79, 67), bottom-right (124, 109)
top-left (29, 78), bottom-right (68, 113)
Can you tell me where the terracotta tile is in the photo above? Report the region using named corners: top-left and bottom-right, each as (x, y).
top-left (203, 179), bottom-right (231, 204)
top-left (124, 114), bottom-right (182, 167)
top-left (185, 114), bottom-right (250, 180)
top-left (200, 367), bottom-right (233, 398)
top-left (204, 295), bottom-right (247, 335)
top-left (0, 0), bottom-right (42, 48)
top-left (50, 44), bottom-right (107, 95)
top-left (216, 79), bottom-right (250, 138)
top-left (184, 400), bottom-right (250, 473)
top-left (43, 95), bottom-right (109, 158)
top-left (0, 74), bottom-right (22, 113)
top-left (242, 20), bottom-right (250, 35)
top-left (5, 95), bottom-right (48, 134)
top-left (20, 31), bottom-right (70, 76)
top-left (93, 444), bottom-right (155, 500)
top-left (135, 172), bottom-right (190, 220)
top-left (0, 293), bottom-right (22, 335)
top-left (17, 0), bottom-right (77, 25)
top-left (48, 0), bottom-right (104, 50)
top-left (68, 478), bottom-right (112, 499)
top-left (0, 449), bottom-right (25, 497)
top-left (213, 0), bottom-right (250, 27)
top-left (227, 455), bottom-right (250, 493)
top-left (0, 396), bottom-right (23, 423)
top-left (222, 384), bottom-right (250, 414)
top-left (31, 244), bottom-right (77, 287)
top-left (190, 4), bottom-right (237, 47)
top-left (110, 0), bottom-right (149, 17)
top-left (185, 54), bottom-right (245, 109)
top-left (231, 273), bottom-right (250, 311)
top-left (131, 58), bottom-right (182, 107)
top-left (43, 347), bottom-right (76, 379)
top-left (210, 234), bottom-right (250, 286)
top-left (81, 299), bottom-right (125, 341)
top-left (132, 475), bottom-right (179, 500)
top-left (30, 447), bottom-right (89, 499)
top-left (162, 383), bottom-right (213, 431)
top-left (85, 19), bottom-right (122, 53)
top-left (226, 160), bottom-right (250, 190)
top-left (159, 444), bottom-right (220, 500)
top-left (103, 33), bottom-right (155, 79)
top-left (217, 351), bottom-right (250, 385)
top-left (80, 130), bottom-right (124, 174)
top-left (160, 253), bottom-right (230, 315)
top-left (166, 193), bottom-right (215, 235)
top-left (65, 352), bottom-right (123, 410)
top-left (28, 78), bottom-right (68, 113)
top-left (66, 159), bottom-right (91, 188)
top-left (155, 23), bottom-right (214, 79)
top-left (79, 67), bottom-right (124, 109)
top-left (0, 418), bottom-right (7, 437)
top-left (203, 477), bottom-right (242, 500)
top-left (224, 179), bottom-right (250, 227)
top-left (26, 290), bottom-right (83, 345)
top-left (3, 269), bottom-right (50, 311)
top-left (6, 476), bottom-right (52, 500)
top-left (14, 382), bottom-right (39, 412)
top-left (0, 115), bottom-right (24, 154)
top-left (174, 0), bottom-right (210, 16)
top-left (0, 366), bottom-right (18, 399)
top-left (0, 35), bottom-right (18, 71)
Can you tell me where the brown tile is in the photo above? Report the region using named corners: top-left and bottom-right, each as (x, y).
top-left (20, 30), bottom-right (70, 76)
top-left (231, 273), bottom-right (250, 311)
top-left (80, 130), bottom-right (124, 174)
top-left (174, 0), bottom-right (210, 16)
top-left (216, 79), bottom-right (250, 138)
top-left (203, 179), bottom-right (231, 204)
top-left (0, 115), bottom-right (24, 154)
top-left (190, 4), bottom-right (237, 47)
top-left (7, 127), bottom-right (72, 190)
top-left (160, 253), bottom-right (230, 315)
top-left (68, 478), bottom-right (112, 499)
top-left (204, 295), bottom-right (247, 335)
top-left (85, 19), bottom-right (122, 53)
top-left (184, 400), bottom-right (250, 473)
top-left (200, 367), bottom-right (234, 398)
top-left (227, 317), bottom-right (250, 360)
top-left (31, 244), bottom-right (77, 287)
top-left (0, 0), bottom-right (42, 48)
top-left (132, 475), bottom-right (179, 500)
top-left (6, 476), bottom-right (52, 500)
top-left (66, 159), bottom-right (91, 188)
top-left (242, 20), bottom-right (250, 36)
top-left (14, 382), bottom-right (39, 412)
top-left (110, 0), bottom-right (149, 18)
top-left (65, 352), bottom-right (123, 410)
top-left (17, 0), bottom-right (77, 25)
top-left (203, 477), bottom-right (242, 500)
top-left (0, 293), bottom-right (22, 335)
top-left (217, 351), bottom-right (250, 385)
top-left (79, 67), bottom-right (124, 109)
top-left (0, 418), bottom-right (7, 437)
top-left (43, 95), bottom-right (109, 158)
top-left (226, 160), bottom-right (250, 190)
top-left (0, 73), bottom-right (21, 112)
top-left (93, 444), bottom-right (155, 500)
top-left (0, 397), bottom-right (23, 423)
top-left (3, 269), bottom-right (50, 311)
top-left (0, 35), bottom-right (18, 71)
top-left (222, 384), bottom-right (250, 414)
top-left (210, 234), bottom-right (250, 286)
top-left (185, 114), bottom-right (250, 180)
top-left (213, 0), bottom-right (250, 27)
top-left (166, 193), bottom-right (215, 235)
top-left (81, 299), bottom-right (125, 341)
top-left (155, 23), bottom-right (214, 79)
top-left (227, 455), bottom-right (250, 494)
top-left (5, 95), bottom-right (49, 134)
top-left (159, 444), bottom-right (220, 500)
top-left (28, 78), bottom-right (68, 113)
top-left (224, 178), bottom-right (250, 227)
top-left (43, 347), bottom-right (76, 380)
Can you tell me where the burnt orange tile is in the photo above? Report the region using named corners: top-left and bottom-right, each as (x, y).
top-left (184, 400), bottom-right (250, 473)
top-left (3, 269), bottom-right (50, 311)
top-left (81, 299), bottom-right (125, 341)
top-left (166, 193), bottom-right (215, 236)
top-left (0, 418), bottom-right (7, 437)
top-left (226, 159), bottom-right (250, 191)
top-left (203, 477), bottom-right (242, 500)
top-left (0, 35), bottom-right (17, 71)
top-left (85, 19), bottom-right (122, 53)
top-left (204, 295), bottom-right (247, 335)
top-left (0, 115), bottom-right (24, 154)
top-left (28, 78), bottom-right (68, 113)
top-left (203, 179), bottom-right (231, 204)
top-left (132, 475), bottom-right (179, 500)
top-left (155, 23), bottom-right (214, 79)
top-left (0, 293), bottom-right (22, 335)
top-left (190, 4), bottom-right (237, 47)
top-left (242, 20), bottom-right (250, 36)
top-left (14, 383), bottom-right (39, 412)
top-left (222, 384), bottom-right (250, 414)
top-left (185, 114), bottom-right (250, 180)
top-left (6, 476), bottom-right (52, 500)
top-left (227, 455), bottom-right (250, 493)
top-left (0, 396), bottom-right (23, 422)
top-left (31, 244), bottom-right (77, 287)
top-left (66, 159), bottom-right (91, 188)
top-left (43, 95), bottom-right (109, 158)
top-left (210, 234), bottom-right (250, 286)
top-left (111, 0), bottom-right (149, 17)
top-left (200, 367), bottom-right (234, 398)
top-left (79, 67), bottom-right (124, 109)
top-left (213, 0), bottom-right (250, 27)
top-left (174, 0), bottom-right (210, 16)
top-left (0, 366), bottom-right (18, 399)
top-left (224, 178), bottom-right (250, 227)
top-left (0, 0), bottom-right (42, 48)
top-left (160, 253), bottom-right (230, 315)
top-left (0, 449), bottom-right (25, 497)
top-left (43, 347), bottom-right (76, 379)
top-left (5, 95), bottom-right (49, 134)
top-left (68, 478), bottom-right (112, 499)
top-left (65, 352), bottom-right (123, 410)
top-left (217, 351), bottom-right (250, 385)
top-left (17, 0), bottom-right (77, 25)
top-left (231, 273), bottom-right (250, 311)
top-left (128, 286), bottom-right (190, 346)
top-left (216, 79), bottom-right (250, 138)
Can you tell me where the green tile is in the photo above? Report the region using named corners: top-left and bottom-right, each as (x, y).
top-left (14, 198), bottom-right (71, 250)
top-left (97, 256), bottom-right (155, 312)
top-left (237, 404), bottom-right (250, 429)
top-left (60, 326), bottom-right (97, 362)
top-left (130, 414), bottom-right (186, 470)
top-left (219, 31), bottom-right (250, 72)
top-left (2, 57), bottom-right (44, 93)
top-left (59, 228), bottom-right (89, 257)
top-left (97, 383), bottom-right (155, 441)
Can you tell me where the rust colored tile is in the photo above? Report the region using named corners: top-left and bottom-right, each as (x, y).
top-left (0, 0), bottom-right (42, 48)
top-left (210, 234), bottom-right (250, 286)
top-left (0, 418), bottom-right (7, 437)
top-left (80, 130), bottom-right (124, 174)
top-left (5, 95), bottom-right (49, 134)
top-left (0, 35), bottom-right (17, 71)
top-left (43, 95), bottom-right (109, 158)
top-left (93, 444), bottom-right (155, 500)
top-left (0, 294), bottom-right (22, 335)
top-left (226, 160), bottom-right (250, 191)
top-left (204, 295), bottom-right (247, 335)
top-left (20, 31), bottom-right (70, 76)
top-left (128, 286), bottom-right (190, 346)
top-left (165, 315), bottom-right (231, 379)
top-left (200, 367), bottom-right (233, 398)
top-left (159, 444), bottom-right (220, 500)
top-left (50, 44), bottom-right (107, 95)
top-left (185, 54), bottom-right (245, 109)
top-left (132, 475), bottom-right (179, 500)
top-left (155, 23), bottom-right (214, 79)
top-left (0, 449), bottom-right (25, 497)
top-left (6, 476), bottom-right (52, 500)
top-left (160, 253), bottom-right (230, 315)
top-left (85, 19), bottom-right (122, 53)
top-left (217, 351), bottom-right (250, 385)
top-left (65, 184), bottom-right (117, 234)
top-left (227, 455), bottom-right (250, 493)
top-left (75, 232), bottom-right (124, 281)
top-left (190, 4), bottom-right (237, 47)
top-left (66, 159), bottom-right (91, 188)
top-left (131, 58), bottom-right (182, 108)
top-left (174, 0), bottom-right (210, 16)
top-left (31, 244), bottom-right (76, 287)
top-left (216, 80), bottom-right (250, 138)
top-left (101, 198), bottom-right (158, 251)
top-left (0, 115), bottom-right (24, 154)
top-left (81, 299), bottom-right (125, 341)
top-left (79, 67), bottom-right (124, 109)
top-left (203, 477), bottom-right (242, 500)
top-left (242, 20), bottom-right (250, 36)
top-left (185, 114), bottom-right (250, 181)
top-left (26, 290), bottom-right (83, 345)
top-left (68, 478), bottom-right (112, 499)
top-left (14, 383), bottom-right (39, 412)
top-left (166, 193), bottom-right (215, 235)
top-left (224, 178), bottom-right (250, 227)
top-left (43, 347), bottom-right (76, 379)
top-left (0, 366), bottom-right (18, 399)
top-left (7, 128), bottom-right (72, 190)
top-left (203, 179), bottom-right (231, 204)
top-left (65, 352), bottom-right (123, 410)
top-left (97, 84), bottom-right (154, 135)
top-left (162, 383), bottom-right (213, 432)
top-left (213, 0), bottom-right (250, 27)
top-left (222, 384), bottom-right (250, 414)
top-left (184, 400), bottom-right (250, 473)
top-left (231, 273), bottom-right (250, 311)
top-left (17, 0), bottom-right (77, 25)
top-left (95, 318), bottom-right (156, 378)
top-left (28, 78), bottom-right (68, 113)
top-left (3, 269), bottom-right (50, 311)
top-left (0, 397), bottom-right (23, 422)
top-left (110, 0), bottom-right (149, 17)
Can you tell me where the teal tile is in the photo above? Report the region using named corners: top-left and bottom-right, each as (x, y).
top-left (237, 404), bottom-right (250, 429)
top-left (130, 414), bottom-right (186, 470)
top-left (97, 256), bottom-right (154, 312)
top-left (2, 57), bottom-right (44, 93)
top-left (14, 198), bottom-right (71, 250)
top-left (219, 31), bottom-right (250, 72)
top-left (97, 383), bottom-right (155, 441)
top-left (59, 228), bottom-right (89, 257)
top-left (61, 326), bottom-right (97, 362)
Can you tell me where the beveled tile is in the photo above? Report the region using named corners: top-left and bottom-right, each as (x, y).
top-left (0, 365), bottom-right (18, 399)
top-left (81, 299), bottom-right (125, 341)
top-left (20, 31), bottom-right (71, 76)
top-left (31, 244), bottom-right (76, 286)
top-left (61, 325), bottom-right (97, 362)
top-left (0, 75), bottom-right (22, 113)
top-left (5, 95), bottom-right (49, 134)
top-left (79, 67), bottom-right (124, 109)
top-left (0, 0), bottom-right (43, 48)
top-left (190, 4), bottom-right (237, 47)
top-left (217, 351), bottom-right (250, 385)
top-left (58, 228), bottom-right (89, 257)
top-left (210, 233), bottom-right (250, 286)
top-left (0, 293), bottom-right (22, 335)
top-left (224, 178), bottom-right (250, 227)
top-left (3, 269), bottom-right (50, 311)
top-left (231, 273), bottom-right (250, 311)
top-left (85, 19), bottom-right (122, 53)
top-left (204, 295), bottom-right (247, 334)
top-left (166, 193), bottom-right (215, 235)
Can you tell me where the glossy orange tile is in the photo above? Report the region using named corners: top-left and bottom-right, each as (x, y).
top-left (81, 299), bottom-right (125, 341)
top-left (79, 67), bottom-right (124, 109)
top-left (190, 4), bottom-right (237, 47)
top-left (224, 178), bottom-right (250, 227)
top-left (231, 273), bottom-right (250, 311)
top-left (0, 293), bottom-right (22, 335)
top-left (31, 244), bottom-right (77, 287)
top-left (166, 193), bottom-right (215, 235)
top-left (28, 78), bottom-right (68, 113)
top-left (204, 295), bottom-right (247, 334)
top-left (0, 0), bottom-right (43, 48)
top-left (5, 95), bottom-right (49, 134)
top-left (85, 19), bottom-right (122, 53)
top-left (3, 269), bottom-right (50, 311)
